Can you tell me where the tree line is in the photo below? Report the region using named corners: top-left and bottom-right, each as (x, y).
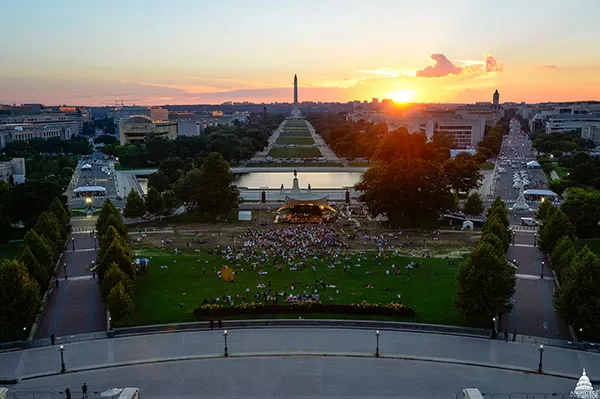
top-left (126, 152), bottom-right (239, 220)
top-left (102, 115), bottom-right (284, 168)
top-left (1, 137), bottom-right (92, 158)
top-left (0, 199), bottom-right (71, 341)
top-left (455, 198), bottom-right (516, 326)
top-left (95, 200), bottom-right (135, 325)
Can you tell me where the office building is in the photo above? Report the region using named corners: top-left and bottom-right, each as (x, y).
top-left (0, 113), bottom-right (81, 149)
top-left (0, 158), bottom-right (26, 183)
top-left (151, 107), bottom-right (169, 121)
top-left (582, 125), bottom-right (600, 145)
top-left (119, 116), bottom-right (178, 145)
top-left (545, 115), bottom-right (600, 134)
top-left (110, 106), bottom-right (151, 126)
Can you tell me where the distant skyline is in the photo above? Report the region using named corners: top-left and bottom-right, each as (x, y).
top-left (1, 0), bottom-right (599, 106)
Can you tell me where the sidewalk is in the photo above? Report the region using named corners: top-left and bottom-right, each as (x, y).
top-left (503, 232), bottom-right (570, 339)
top-left (34, 229), bottom-right (106, 339)
top-left (0, 327), bottom-right (595, 381)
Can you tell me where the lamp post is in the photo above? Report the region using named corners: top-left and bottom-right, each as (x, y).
top-left (492, 317), bottom-right (498, 339)
top-left (534, 233), bottom-right (537, 247)
top-left (59, 345), bottom-right (66, 373)
top-left (541, 261), bottom-right (545, 279)
top-left (223, 330), bottom-right (228, 357)
top-left (538, 344), bottom-right (544, 372)
top-left (375, 330), bottom-right (380, 357)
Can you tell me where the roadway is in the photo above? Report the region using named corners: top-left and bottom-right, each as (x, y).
top-left (0, 327), bottom-right (588, 397)
top-left (68, 151), bottom-right (120, 209)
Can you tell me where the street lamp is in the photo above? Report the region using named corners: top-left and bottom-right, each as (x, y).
top-left (492, 317), bottom-right (498, 339)
top-left (538, 344), bottom-right (544, 372)
top-left (375, 330), bottom-right (380, 357)
top-left (223, 330), bottom-right (228, 357)
top-left (59, 345), bottom-right (66, 373)
top-left (541, 261), bottom-right (545, 279)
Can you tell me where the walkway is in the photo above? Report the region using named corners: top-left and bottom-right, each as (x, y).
top-left (34, 225), bottom-right (106, 339)
top-left (0, 328), bottom-right (596, 381)
top-left (503, 232), bottom-right (570, 339)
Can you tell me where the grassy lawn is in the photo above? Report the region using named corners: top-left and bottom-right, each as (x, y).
top-left (279, 130), bottom-right (312, 137)
top-left (479, 162), bottom-right (495, 170)
top-left (124, 248), bottom-right (464, 327)
top-left (71, 208), bottom-right (101, 216)
top-left (267, 147), bottom-right (323, 159)
top-left (275, 136), bottom-right (315, 145)
top-left (0, 241), bottom-right (23, 262)
top-left (553, 163), bottom-right (569, 178)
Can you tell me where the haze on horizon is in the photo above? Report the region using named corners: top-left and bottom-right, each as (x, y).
top-left (1, 0), bottom-right (599, 106)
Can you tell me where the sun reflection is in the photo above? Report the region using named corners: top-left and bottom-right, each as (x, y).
top-left (387, 90), bottom-right (416, 103)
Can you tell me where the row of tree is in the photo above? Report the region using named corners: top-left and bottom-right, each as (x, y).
top-left (534, 201), bottom-right (600, 339)
top-left (455, 198), bottom-right (516, 324)
top-left (102, 116), bottom-right (283, 168)
top-left (1, 137), bottom-right (92, 158)
top-left (95, 201), bottom-right (135, 324)
top-left (0, 199), bottom-right (71, 341)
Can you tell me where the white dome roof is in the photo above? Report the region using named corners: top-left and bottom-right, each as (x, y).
top-left (572, 370), bottom-right (599, 399)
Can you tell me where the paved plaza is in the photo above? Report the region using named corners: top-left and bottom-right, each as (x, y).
top-left (0, 328), bottom-right (593, 397)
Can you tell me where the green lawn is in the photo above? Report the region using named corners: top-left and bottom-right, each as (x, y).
top-left (124, 248), bottom-right (464, 327)
top-left (267, 147), bottom-right (323, 159)
top-left (0, 241), bottom-right (23, 263)
top-left (279, 130), bottom-right (312, 137)
top-left (479, 162), bottom-right (495, 170)
top-left (553, 163), bottom-right (569, 178)
top-left (275, 136), bottom-right (315, 145)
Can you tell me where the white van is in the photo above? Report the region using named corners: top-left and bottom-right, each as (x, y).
top-left (520, 217), bottom-right (538, 226)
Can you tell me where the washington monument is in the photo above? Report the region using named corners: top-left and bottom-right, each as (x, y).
top-left (293, 74), bottom-right (298, 104)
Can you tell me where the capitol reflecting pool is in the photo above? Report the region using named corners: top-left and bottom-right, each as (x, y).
top-left (233, 171), bottom-right (363, 189)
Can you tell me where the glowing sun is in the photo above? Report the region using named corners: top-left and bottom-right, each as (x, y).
top-left (388, 90), bottom-right (416, 103)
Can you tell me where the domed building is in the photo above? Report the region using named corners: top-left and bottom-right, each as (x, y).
top-left (571, 369), bottom-right (599, 399)
top-left (119, 115), bottom-right (178, 145)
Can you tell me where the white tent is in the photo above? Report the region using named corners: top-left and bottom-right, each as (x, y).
top-left (462, 220), bottom-right (474, 231)
top-left (81, 163), bottom-right (93, 170)
top-left (526, 160), bottom-right (541, 168)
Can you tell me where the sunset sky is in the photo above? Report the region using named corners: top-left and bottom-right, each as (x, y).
top-left (1, 0), bottom-right (599, 106)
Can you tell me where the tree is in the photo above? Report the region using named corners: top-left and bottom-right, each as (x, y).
top-left (486, 197), bottom-right (510, 229)
top-left (561, 188), bottom-right (600, 238)
top-left (463, 192), bottom-right (484, 216)
top-left (550, 236), bottom-right (576, 281)
top-left (455, 242), bottom-right (516, 321)
top-left (356, 158), bottom-right (455, 227)
top-left (99, 237), bottom-right (134, 280)
top-left (96, 200), bottom-right (120, 237)
top-left (443, 157), bottom-right (483, 194)
top-left (176, 152), bottom-right (238, 218)
top-left (481, 215), bottom-right (510, 252)
top-left (23, 229), bottom-right (55, 272)
top-left (101, 263), bottom-right (133, 300)
top-left (539, 209), bottom-right (575, 253)
top-left (99, 225), bottom-right (129, 261)
top-left (145, 187), bottom-right (165, 215)
top-left (536, 200), bottom-right (556, 224)
top-left (33, 212), bottom-right (62, 258)
top-left (48, 198), bottom-right (70, 233)
top-left (98, 213), bottom-right (127, 241)
top-left (480, 233), bottom-right (506, 257)
top-left (0, 260), bottom-right (41, 337)
top-left (124, 189), bottom-right (146, 219)
top-left (19, 245), bottom-right (48, 291)
top-left (555, 247), bottom-right (600, 338)
top-left (107, 282), bottom-right (135, 324)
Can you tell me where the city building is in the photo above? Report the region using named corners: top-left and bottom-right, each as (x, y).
top-left (581, 124), bottom-right (600, 145)
top-left (0, 157), bottom-right (26, 183)
top-left (150, 107), bottom-right (169, 121)
top-left (177, 120), bottom-right (202, 137)
top-left (421, 118), bottom-right (485, 149)
top-left (119, 116), bottom-right (178, 145)
top-left (110, 106), bottom-right (151, 127)
top-left (493, 89), bottom-right (500, 106)
top-left (545, 115), bottom-right (600, 134)
top-left (0, 113), bottom-right (81, 149)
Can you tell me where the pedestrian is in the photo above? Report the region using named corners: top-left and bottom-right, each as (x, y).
top-left (64, 274), bottom-right (68, 281)
top-left (504, 330), bottom-right (509, 342)
top-left (82, 382), bottom-right (88, 398)
top-left (51, 334), bottom-right (55, 345)
top-left (210, 319), bottom-right (214, 330)
top-left (218, 320), bottom-right (223, 328)
top-left (512, 328), bottom-right (517, 342)
top-left (55, 279), bottom-right (59, 288)
top-left (65, 387), bottom-right (71, 399)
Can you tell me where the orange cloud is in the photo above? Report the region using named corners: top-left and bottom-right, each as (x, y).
top-left (416, 53), bottom-right (504, 78)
